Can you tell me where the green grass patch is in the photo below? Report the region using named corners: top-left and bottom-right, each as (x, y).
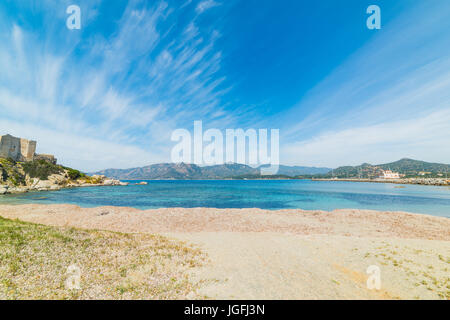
top-left (0, 216), bottom-right (206, 300)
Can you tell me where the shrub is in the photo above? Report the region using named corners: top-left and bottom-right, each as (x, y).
top-left (22, 160), bottom-right (64, 180)
top-left (67, 169), bottom-right (83, 180)
top-left (0, 165), bottom-right (6, 183)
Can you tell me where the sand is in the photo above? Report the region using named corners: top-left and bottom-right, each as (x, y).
top-left (0, 204), bottom-right (449, 300)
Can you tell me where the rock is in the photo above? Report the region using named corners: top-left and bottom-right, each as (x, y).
top-left (103, 179), bottom-right (115, 186)
top-left (48, 173), bottom-right (68, 185)
top-left (8, 186), bottom-right (30, 193)
top-left (0, 185), bottom-right (8, 194)
top-left (103, 179), bottom-right (128, 186)
top-left (34, 180), bottom-right (55, 190)
top-left (135, 181), bottom-right (148, 185)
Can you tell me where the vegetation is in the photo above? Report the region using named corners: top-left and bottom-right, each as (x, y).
top-left (1, 157), bottom-right (88, 185)
top-left (22, 160), bottom-right (64, 180)
top-left (79, 175), bottom-right (103, 184)
top-left (378, 158), bottom-right (450, 176)
top-left (0, 216), bottom-right (207, 299)
top-left (66, 168), bottom-right (85, 180)
top-left (321, 159), bottom-right (450, 179)
top-left (0, 158), bottom-right (26, 186)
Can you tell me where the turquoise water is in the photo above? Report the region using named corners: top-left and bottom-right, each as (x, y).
top-left (0, 180), bottom-right (449, 217)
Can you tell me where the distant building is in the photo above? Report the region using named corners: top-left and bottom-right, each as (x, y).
top-left (380, 170), bottom-right (400, 179)
top-left (0, 134), bottom-right (56, 163)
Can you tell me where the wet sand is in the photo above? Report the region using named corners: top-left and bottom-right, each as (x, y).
top-left (0, 204), bottom-right (449, 299)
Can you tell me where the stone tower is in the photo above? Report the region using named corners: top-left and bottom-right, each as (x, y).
top-left (0, 134), bottom-right (37, 162)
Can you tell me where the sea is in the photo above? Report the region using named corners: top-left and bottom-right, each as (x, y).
top-left (0, 180), bottom-right (449, 217)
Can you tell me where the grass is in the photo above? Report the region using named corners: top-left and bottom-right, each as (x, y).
top-left (368, 243), bottom-right (450, 300)
top-left (0, 216), bottom-right (207, 300)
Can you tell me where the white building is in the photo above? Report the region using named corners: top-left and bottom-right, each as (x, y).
top-left (380, 170), bottom-right (400, 179)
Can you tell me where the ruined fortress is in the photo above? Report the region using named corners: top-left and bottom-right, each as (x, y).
top-left (0, 134), bottom-right (56, 164)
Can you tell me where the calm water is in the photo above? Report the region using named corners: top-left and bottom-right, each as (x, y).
top-left (0, 180), bottom-right (449, 217)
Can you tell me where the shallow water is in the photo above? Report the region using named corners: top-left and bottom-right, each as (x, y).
top-left (0, 180), bottom-right (449, 217)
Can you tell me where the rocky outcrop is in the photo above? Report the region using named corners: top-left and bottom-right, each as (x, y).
top-left (0, 161), bottom-right (128, 194)
top-left (0, 186), bottom-right (8, 194)
top-left (92, 175), bottom-right (129, 187)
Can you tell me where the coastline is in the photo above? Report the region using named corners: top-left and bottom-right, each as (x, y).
top-left (312, 177), bottom-right (450, 187)
top-left (1, 204), bottom-right (449, 299)
top-left (0, 175), bottom-right (128, 195)
top-left (90, 177), bottom-right (450, 186)
top-left (2, 176), bottom-right (449, 196)
top-left (1, 204), bottom-right (448, 238)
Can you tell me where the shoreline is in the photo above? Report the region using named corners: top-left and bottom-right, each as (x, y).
top-left (312, 178), bottom-right (450, 187)
top-left (1, 204), bottom-right (448, 238)
top-left (0, 181), bottom-right (129, 194)
top-left (0, 204), bottom-right (449, 299)
top-left (89, 177), bottom-right (450, 186)
top-left (2, 176), bottom-right (449, 196)
top-left (0, 175), bottom-right (128, 195)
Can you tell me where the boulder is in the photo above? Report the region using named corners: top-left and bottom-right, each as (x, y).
top-left (8, 186), bottom-right (30, 193)
top-left (34, 180), bottom-right (55, 190)
top-left (103, 179), bottom-right (115, 186)
top-left (48, 173), bottom-right (68, 185)
top-left (0, 185), bottom-right (8, 194)
top-left (103, 179), bottom-right (128, 186)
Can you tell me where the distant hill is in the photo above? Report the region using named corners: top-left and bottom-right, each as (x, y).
top-left (91, 163), bottom-right (332, 180)
top-left (92, 163), bottom-right (204, 180)
top-left (324, 158), bottom-right (450, 178)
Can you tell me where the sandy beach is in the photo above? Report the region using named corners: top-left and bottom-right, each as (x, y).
top-left (0, 204), bottom-right (449, 300)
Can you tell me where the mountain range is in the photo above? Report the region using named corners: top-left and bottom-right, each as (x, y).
top-left (91, 163), bottom-right (332, 180)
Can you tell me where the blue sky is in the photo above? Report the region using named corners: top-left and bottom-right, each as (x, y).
top-left (0, 0), bottom-right (449, 171)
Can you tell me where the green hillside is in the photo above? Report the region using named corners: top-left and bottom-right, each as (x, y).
top-left (324, 159), bottom-right (450, 179)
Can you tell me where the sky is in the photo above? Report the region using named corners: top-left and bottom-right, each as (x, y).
top-left (0, 0), bottom-right (449, 171)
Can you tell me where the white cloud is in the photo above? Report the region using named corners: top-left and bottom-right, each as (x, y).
top-left (279, 2), bottom-right (450, 166)
top-left (196, 0), bottom-right (220, 13)
top-left (0, 118), bottom-right (166, 172)
top-left (282, 109), bottom-right (450, 167)
top-left (0, 1), bottom-right (233, 171)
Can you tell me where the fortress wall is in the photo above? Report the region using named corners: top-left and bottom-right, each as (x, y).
top-left (0, 136), bottom-right (8, 158)
top-left (0, 135), bottom-right (20, 160)
top-left (0, 135), bottom-right (37, 162)
top-left (20, 138), bottom-right (36, 161)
